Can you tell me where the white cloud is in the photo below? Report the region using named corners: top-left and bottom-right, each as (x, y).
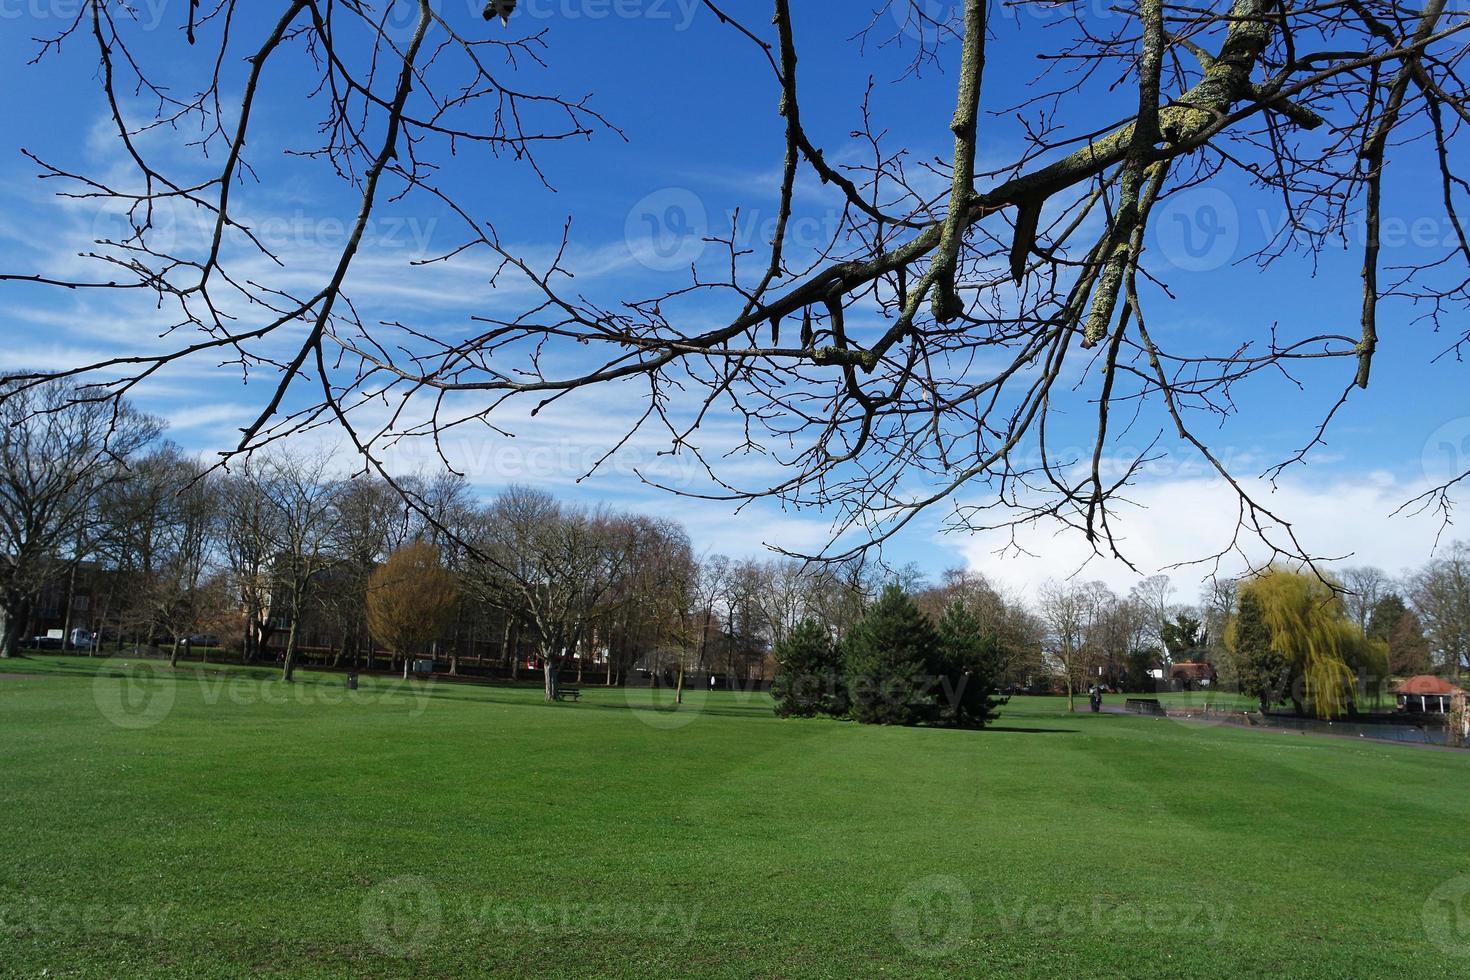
top-left (952, 469), bottom-right (1461, 598)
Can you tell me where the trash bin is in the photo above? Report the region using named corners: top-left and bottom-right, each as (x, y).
top-left (346, 671), bottom-right (359, 691)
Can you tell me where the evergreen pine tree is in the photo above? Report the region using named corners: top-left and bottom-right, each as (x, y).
top-left (1231, 590), bottom-right (1288, 713)
top-left (771, 619), bottom-right (839, 718)
top-left (842, 585), bottom-right (938, 725)
top-left (934, 600), bottom-right (1008, 728)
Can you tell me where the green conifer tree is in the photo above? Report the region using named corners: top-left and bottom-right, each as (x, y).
top-left (771, 618), bottom-right (840, 718)
top-left (934, 600), bottom-right (1008, 728)
top-left (842, 585), bottom-right (938, 726)
top-left (1229, 589), bottom-right (1288, 714)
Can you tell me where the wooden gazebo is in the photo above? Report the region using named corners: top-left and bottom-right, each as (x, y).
top-left (1394, 675), bottom-right (1462, 714)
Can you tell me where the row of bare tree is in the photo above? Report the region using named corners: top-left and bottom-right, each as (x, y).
top-left (9, 385), bottom-right (1464, 703)
top-left (0, 384), bottom-right (929, 698)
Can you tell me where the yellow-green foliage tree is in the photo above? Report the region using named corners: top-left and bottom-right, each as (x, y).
top-left (1232, 569), bottom-right (1389, 719)
top-left (366, 542), bottom-right (458, 662)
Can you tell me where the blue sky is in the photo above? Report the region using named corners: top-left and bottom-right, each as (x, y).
top-left (1, 1), bottom-right (1467, 595)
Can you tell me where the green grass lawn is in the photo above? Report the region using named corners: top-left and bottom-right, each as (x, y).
top-left (1102, 689), bottom-right (1261, 711)
top-left (2, 654), bottom-right (1468, 978)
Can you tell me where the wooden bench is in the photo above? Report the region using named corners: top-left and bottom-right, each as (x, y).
top-left (555, 687), bottom-right (582, 702)
top-left (1125, 698), bottom-right (1166, 716)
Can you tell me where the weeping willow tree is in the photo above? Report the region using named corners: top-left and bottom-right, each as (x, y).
top-left (1232, 570), bottom-right (1389, 719)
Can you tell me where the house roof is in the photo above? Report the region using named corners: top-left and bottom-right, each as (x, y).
top-left (1393, 675), bottom-right (1462, 696)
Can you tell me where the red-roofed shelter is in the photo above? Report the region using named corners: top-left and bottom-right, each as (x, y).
top-left (1394, 675), bottom-right (1462, 714)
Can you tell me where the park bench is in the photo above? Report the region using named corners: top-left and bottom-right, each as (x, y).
top-left (1125, 698), bottom-right (1166, 716)
top-left (555, 687), bottom-right (582, 702)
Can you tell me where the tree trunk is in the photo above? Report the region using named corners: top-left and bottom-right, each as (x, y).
top-left (2, 592), bottom-right (32, 658)
top-left (169, 638), bottom-right (181, 668)
top-left (675, 660), bottom-right (684, 705)
top-left (543, 655), bottom-right (558, 701)
top-left (281, 620), bottom-right (299, 683)
top-left (21, 604), bottom-right (37, 653)
top-left (697, 603), bottom-right (712, 669)
top-left (61, 561), bottom-right (79, 653)
top-left (144, 612), bottom-right (160, 659)
top-left (242, 602), bottom-right (256, 664)
top-left (92, 589), bottom-right (112, 658)
top-left (0, 600), bottom-right (19, 658)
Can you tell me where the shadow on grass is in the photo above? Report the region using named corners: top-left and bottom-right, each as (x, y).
top-left (406, 687), bottom-right (783, 719)
top-left (585, 703), bottom-right (776, 720)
